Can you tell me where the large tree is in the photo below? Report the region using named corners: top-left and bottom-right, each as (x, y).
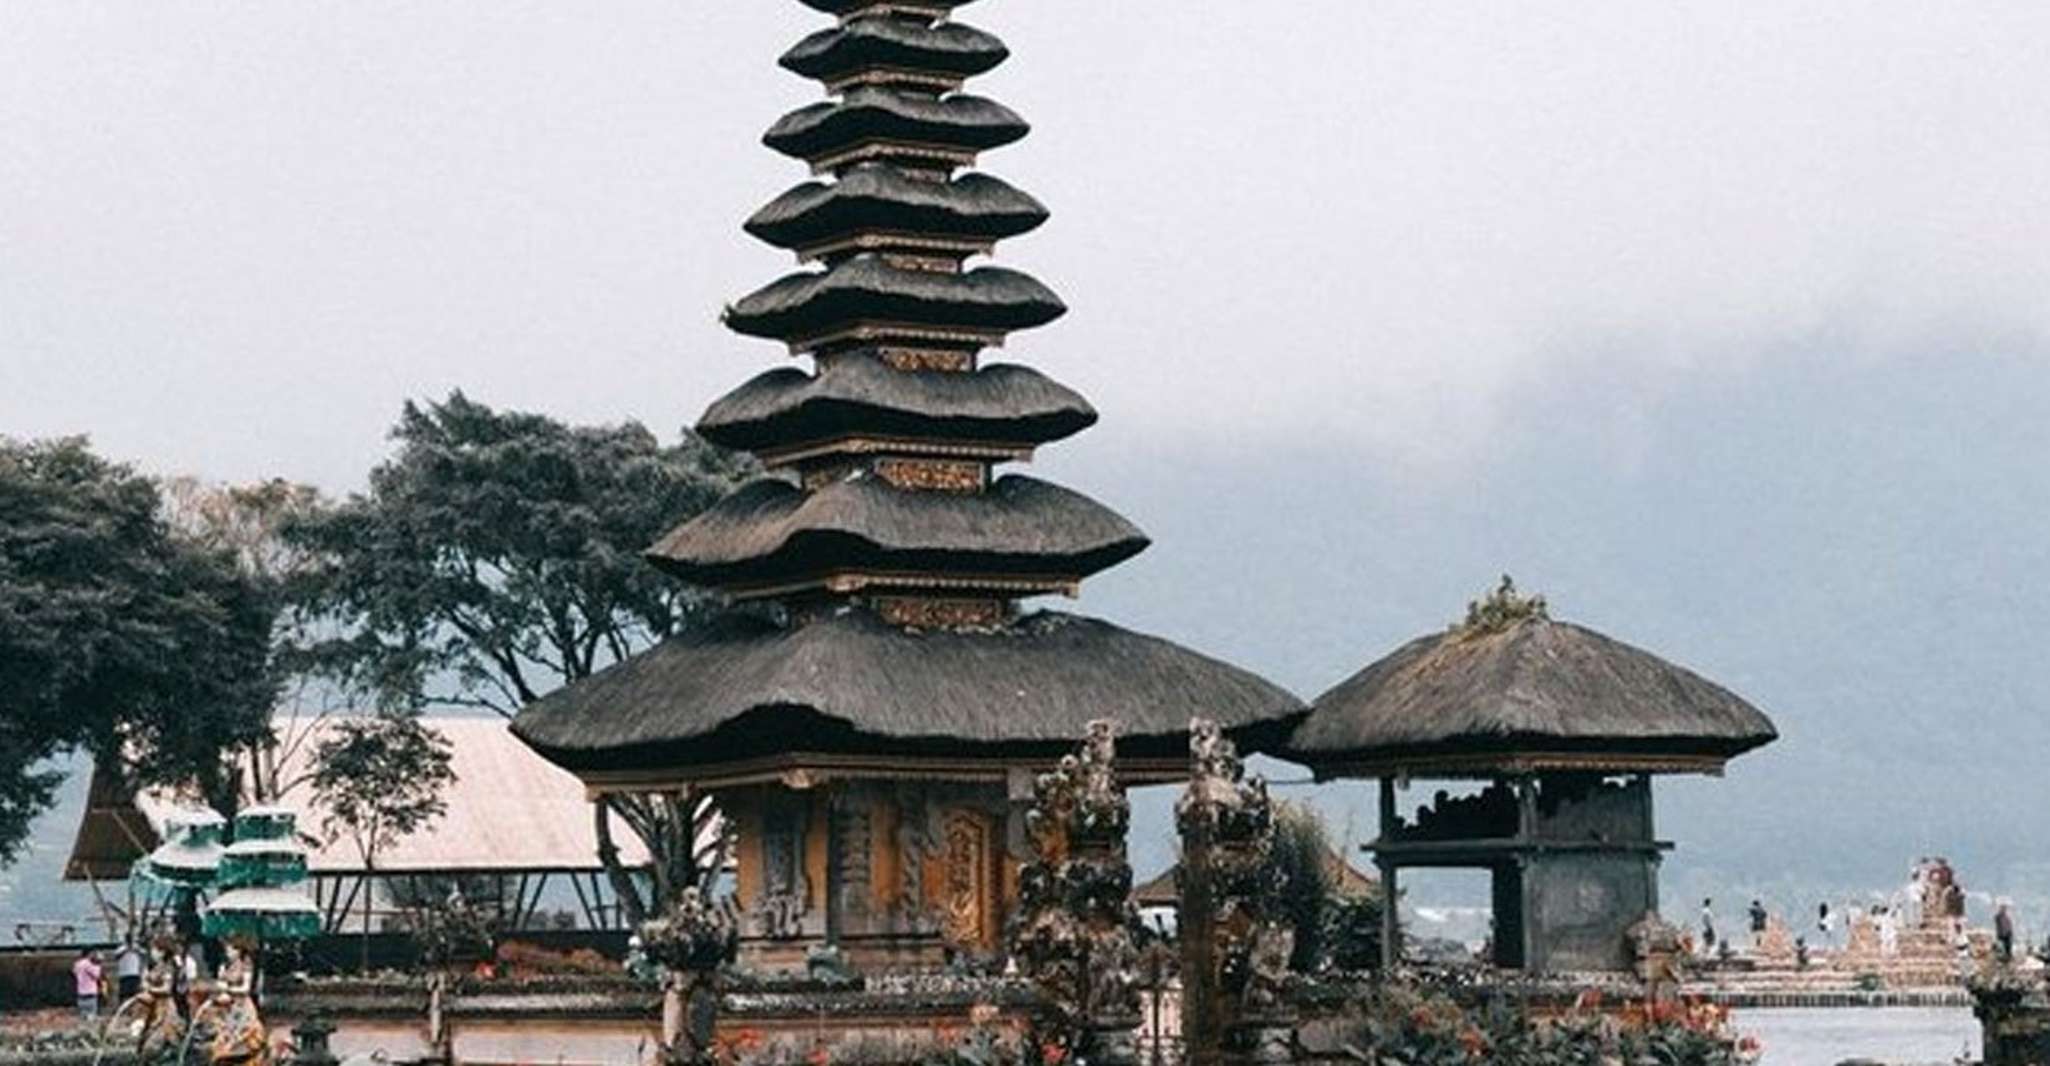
top-left (312, 713), bottom-right (456, 957)
top-left (286, 393), bottom-right (751, 923)
top-left (0, 437), bottom-right (278, 863)
top-left (288, 392), bottom-right (750, 715)
top-left (162, 476), bottom-right (338, 810)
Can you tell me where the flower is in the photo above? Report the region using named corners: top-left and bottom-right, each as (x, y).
top-left (806, 1045), bottom-right (831, 1066)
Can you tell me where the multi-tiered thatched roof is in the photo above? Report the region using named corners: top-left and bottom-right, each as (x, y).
top-left (514, 0), bottom-right (1299, 786)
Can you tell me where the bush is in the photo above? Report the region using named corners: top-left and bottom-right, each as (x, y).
top-left (1345, 982), bottom-right (1761, 1064)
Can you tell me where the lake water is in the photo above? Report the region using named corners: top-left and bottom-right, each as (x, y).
top-left (1736, 1007), bottom-right (1979, 1065)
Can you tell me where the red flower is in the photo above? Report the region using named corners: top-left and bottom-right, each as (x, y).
top-left (807, 1046), bottom-right (830, 1066)
top-left (1041, 1041), bottom-right (1068, 1065)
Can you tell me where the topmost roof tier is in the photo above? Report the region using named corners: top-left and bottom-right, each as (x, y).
top-left (799, 0), bottom-right (979, 19)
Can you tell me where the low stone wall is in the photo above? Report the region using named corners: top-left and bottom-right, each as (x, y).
top-left (273, 971), bottom-right (1040, 1066)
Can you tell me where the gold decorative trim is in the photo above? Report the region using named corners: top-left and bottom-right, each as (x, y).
top-left (579, 752), bottom-right (1197, 796)
top-left (762, 436), bottom-right (1033, 469)
top-left (722, 569), bottom-right (1081, 602)
top-left (872, 346), bottom-right (976, 372)
top-left (826, 68), bottom-right (965, 95)
top-left (873, 457), bottom-right (985, 492)
top-left (873, 596), bottom-right (1008, 630)
top-left (792, 321), bottom-right (1005, 355)
top-left (812, 140), bottom-right (978, 176)
top-left (798, 232), bottom-right (991, 265)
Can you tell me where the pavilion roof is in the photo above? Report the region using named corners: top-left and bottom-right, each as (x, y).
top-left (511, 609), bottom-right (1304, 783)
top-left (1280, 616), bottom-right (1779, 777)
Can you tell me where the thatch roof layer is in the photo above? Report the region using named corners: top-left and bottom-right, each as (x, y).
top-left (697, 354), bottom-right (1094, 454)
top-left (745, 167), bottom-right (1047, 251)
top-left (764, 89), bottom-right (1027, 162)
top-left (781, 19), bottom-right (1007, 83)
top-left (725, 254), bottom-right (1063, 342)
top-left (511, 608), bottom-right (1304, 772)
top-left (645, 472), bottom-right (1146, 588)
top-left (1283, 618), bottom-right (1779, 770)
top-left (798, 0), bottom-right (978, 17)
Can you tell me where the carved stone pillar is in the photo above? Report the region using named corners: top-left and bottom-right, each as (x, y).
top-left (1176, 719), bottom-right (1296, 1066)
top-left (1011, 721), bottom-right (1142, 1066)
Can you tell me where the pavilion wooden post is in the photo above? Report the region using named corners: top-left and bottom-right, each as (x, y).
top-left (1376, 777), bottom-right (1399, 971)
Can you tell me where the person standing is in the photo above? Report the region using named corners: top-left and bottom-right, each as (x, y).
top-left (1818, 902), bottom-right (1836, 950)
top-left (1748, 900), bottom-right (1769, 948)
top-left (1699, 898), bottom-right (1717, 957)
top-left (1878, 905), bottom-right (1899, 956)
top-left (71, 948), bottom-right (103, 1021)
top-left (114, 937), bottom-right (145, 1002)
top-left (1996, 900), bottom-right (2017, 962)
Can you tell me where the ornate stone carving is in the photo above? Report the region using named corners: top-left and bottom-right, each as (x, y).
top-left (1011, 720), bottom-right (1141, 1066)
top-left (1177, 718), bottom-right (1293, 1066)
top-left (941, 810), bottom-right (995, 947)
top-left (754, 808), bottom-right (811, 940)
top-left (640, 886), bottom-right (739, 1066)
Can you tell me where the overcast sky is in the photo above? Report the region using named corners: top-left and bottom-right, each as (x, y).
top-left (6, 2), bottom-right (2050, 911)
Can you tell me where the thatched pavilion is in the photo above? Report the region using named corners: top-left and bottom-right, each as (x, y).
top-left (513, 0), bottom-right (1301, 972)
top-left (1279, 582), bottom-right (1777, 973)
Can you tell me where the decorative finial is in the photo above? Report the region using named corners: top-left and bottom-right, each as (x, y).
top-left (1456, 574), bottom-right (1548, 638)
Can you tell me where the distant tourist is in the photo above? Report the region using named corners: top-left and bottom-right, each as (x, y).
top-left (1794, 936), bottom-right (1810, 970)
top-left (1701, 897), bottom-right (1717, 955)
top-left (1996, 900), bottom-right (2016, 962)
top-left (1877, 904), bottom-right (1899, 956)
top-left (1945, 879), bottom-right (1967, 936)
top-left (114, 937), bottom-right (145, 1001)
top-left (71, 948), bottom-right (102, 1020)
top-left (1818, 901), bottom-right (1835, 948)
top-left (1748, 899), bottom-right (1768, 947)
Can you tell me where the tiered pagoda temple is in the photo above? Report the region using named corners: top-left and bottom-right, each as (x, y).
top-left (1281, 584), bottom-right (1778, 974)
top-left (514, 0), bottom-right (1300, 972)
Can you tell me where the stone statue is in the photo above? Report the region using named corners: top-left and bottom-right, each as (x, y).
top-left (207, 940), bottom-right (269, 1066)
top-left (641, 886), bottom-right (739, 1066)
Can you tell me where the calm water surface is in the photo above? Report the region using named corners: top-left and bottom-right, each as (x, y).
top-left (1737, 1007), bottom-right (1978, 1066)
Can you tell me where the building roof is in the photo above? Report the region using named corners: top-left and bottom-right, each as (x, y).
top-left (725, 255), bottom-right (1063, 346)
top-left (644, 471), bottom-right (1145, 593)
top-left (65, 717), bottom-right (648, 881)
top-left (765, 89), bottom-right (1027, 165)
top-left (1133, 849), bottom-right (1379, 909)
top-left (1280, 616), bottom-right (1780, 777)
top-left (745, 167), bottom-right (1047, 254)
top-left (799, 0), bottom-right (977, 15)
top-left (511, 608), bottom-right (1305, 785)
top-left (698, 356), bottom-right (1093, 460)
top-left (781, 19), bottom-right (1008, 85)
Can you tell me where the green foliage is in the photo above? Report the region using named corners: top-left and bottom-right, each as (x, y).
top-left (0, 437), bottom-right (277, 864)
top-left (284, 391), bottom-right (752, 714)
top-left (1455, 574), bottom-right (1549, 639)
top-left (1271, 800), bottom-right (1336, 971)
top-left (1348, 982), bottom-right (1757, 1064)
top-left (1326, 892), bottom-right (1387, 973)
top-left (310, 714), bottom-right (456, 869)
